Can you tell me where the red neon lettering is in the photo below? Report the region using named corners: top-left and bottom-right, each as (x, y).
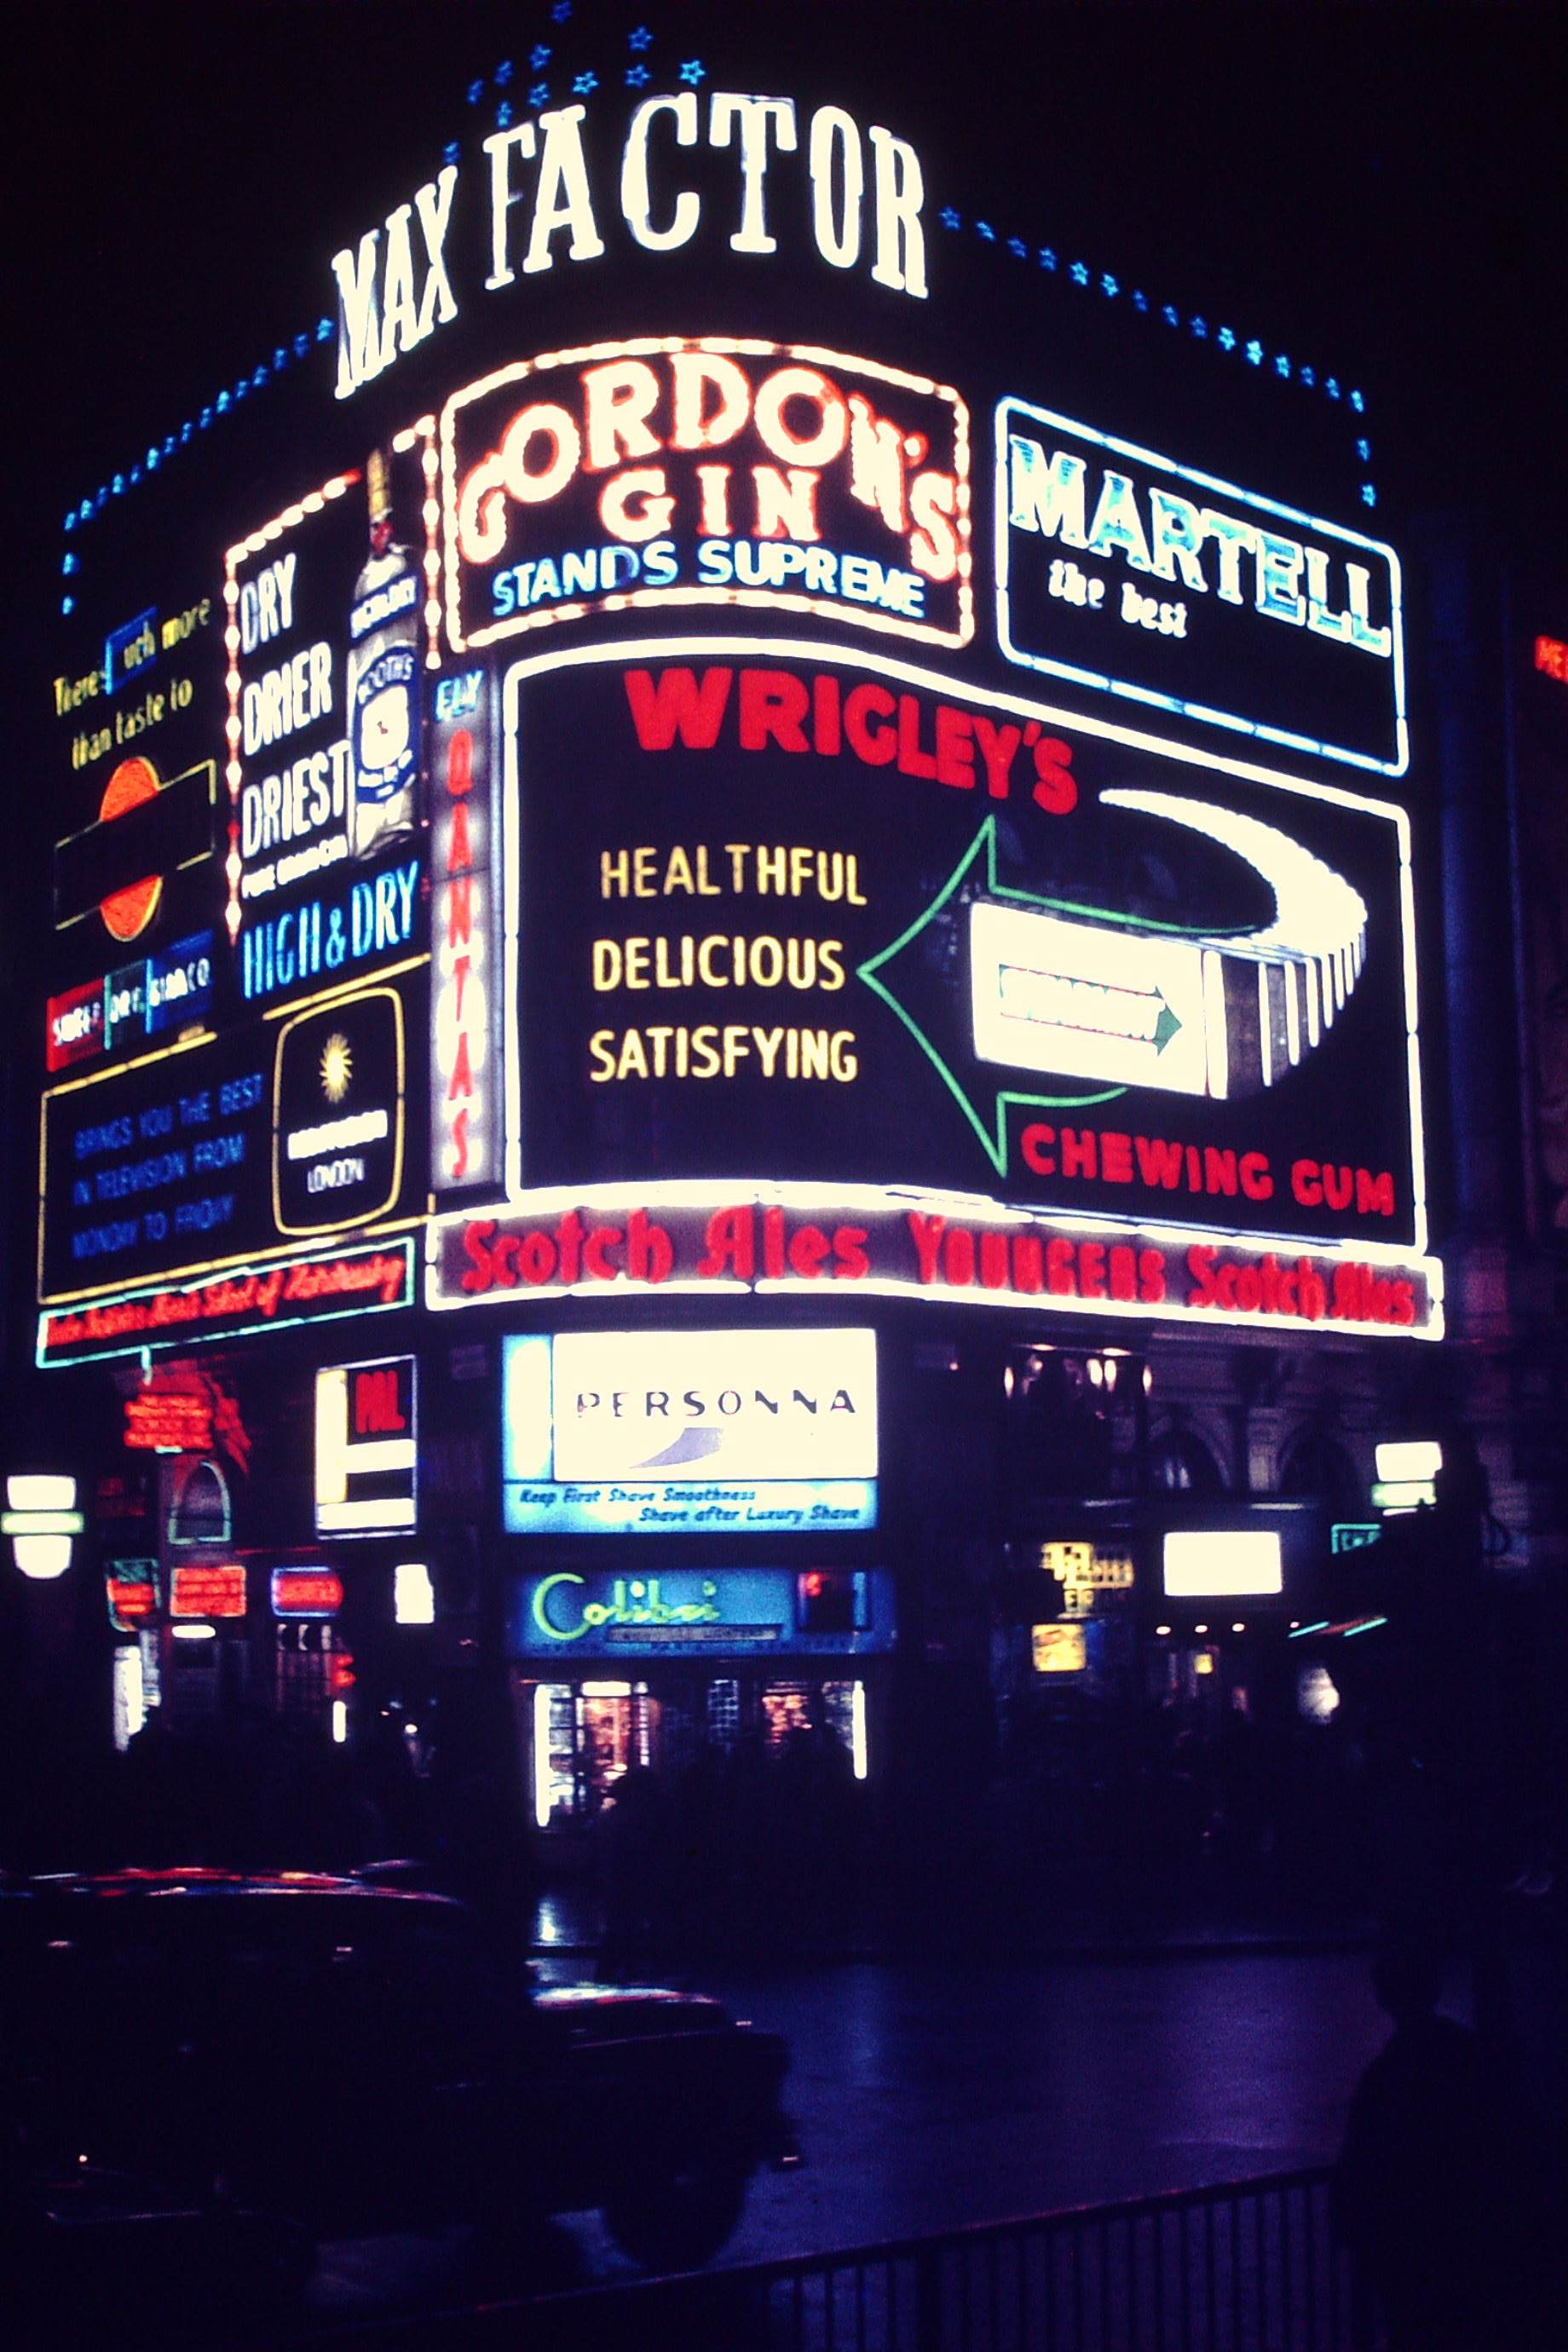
top-left (908, 1211), bottom-right (944, 1283)
top-left (354, 1367), bottom-right (406, 1433)
top-left (697, 1205), bottom-right (755, 1280)
top-left (896, 694), bottom-right (937, 778)
top-left (813, 673), bottom-right (841, 755)
top-left (627, 1208), bottom-right (674, 1283)
top-left (446, 727), bottom-right (473, 796)
top-left (844, 682), bottom-right (897, 763)
top-left (583, 1225), bottom-right (622, 1280)
top-left (832, 1225), bottom-right (869, 1279)
top-left (1021, 1122), bottom-right (1056, 1175)
top-left (787, 1224), bottom-right (831, 1277)
top-left (1133, 1138), bottom-right (1179, 1188)
top-left (943, 1225), bottom-right (976, 1285)
top-left (971, 717), bottom-right (1021, 798)
top-left (978, 1231), bottom-right (1010, 1289)
top-left (624, 666), bottom-right (733, 748)
top-left (739, 667), bottom-right (809, 752)
top-left (934, 703), bottom-right (976, 788)
top-left (1030, 735), bottom-right (1077, 814)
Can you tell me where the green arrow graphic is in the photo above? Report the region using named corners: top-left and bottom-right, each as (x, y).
top-left (856, 816), bottom-right (1214, 1178)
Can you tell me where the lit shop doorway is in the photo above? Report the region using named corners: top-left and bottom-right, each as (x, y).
top-left (527, 1674), bottom-right (870, 1830)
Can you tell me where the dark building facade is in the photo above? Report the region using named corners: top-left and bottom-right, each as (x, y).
top-left (9, 3), bottom-right (1559, 1925)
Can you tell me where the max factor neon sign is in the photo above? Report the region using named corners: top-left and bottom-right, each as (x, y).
top-left (334, 95), bottom-right (928, 399)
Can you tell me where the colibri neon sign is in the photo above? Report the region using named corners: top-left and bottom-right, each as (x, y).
top-left (441, 338), bottom-right (971, 653)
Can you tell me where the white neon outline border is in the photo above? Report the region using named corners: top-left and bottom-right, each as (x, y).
top-left (439, 335), bottom-right (974, 655)
top-left (495, 631), bottom-right (1429, 1260)
top-left (993, 395), bottom-right (1409, 780)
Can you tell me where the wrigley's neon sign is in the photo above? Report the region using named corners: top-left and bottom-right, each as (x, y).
top-left (332, 94), bottom-right (928, 399)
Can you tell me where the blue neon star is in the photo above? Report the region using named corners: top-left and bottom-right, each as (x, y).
top-left (1190, 316), bottom-right (1206, 337)
top-left (1245, 339), bottom-right (1263, 366)
top-left (62, 595), bottom-right (74, 614)
top-left (529, 81), bottom-right (549, 107)
top-left (551, 2), bottom-right (572, 21)
top-left (1361, 484), bottom-right (1377, 507)
top-left (1217, 326), bottom-right (1236, 350)
top-left (530, 43), bottom-right (551, 69)
top-left (1162, 303), bottom-right (1179, 326)
top-left (495, 60), bottom-right (513, 84)
top-left (1101, 273), bottom-right (1118, 297)
top-left (679, 59), bottom-right (706, 85)
top-left (940, 205), bottom-right (961, 229)
top-left (626, 63), bottom-right (651, 86)
top-left (443, 141), bottom-right (460, 167)
top-left (1274, 354), bottom-right (1291, 378)
top-left (467, 78), bottom-right (484, 105)
top-left (1350, 389), bottom-right (1364, 412)
top-left (1325, 378), bottom-right (1340, 400)
top-left (1133, 290), bottom-right (1148, 311)
top-left (1038, 247), bottom-right (1057, 269)
top-left (629, 25), bottom-right (653, 49)
top-left (977, 219), bottom-right (995, 240)
top-left (573, 70), bottom-right (597, 95)
top-left (1356, 438), bottom-right (1370, 461)
top-left (496, 100), bottom-right (512, 126)
top-left (1007, 236), bottom-right (1026, 258)
top-left (1069, 260), bottom-right (1089, 285)
top-left (1300, 364), bottom-right (1315, 387)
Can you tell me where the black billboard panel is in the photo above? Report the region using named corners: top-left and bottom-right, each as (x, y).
top-left (273, 989), bottom-right (406, 1236)
top-left (495, 640), bottom-right (1424, 1254)
top-left (994, 400), bottom-right (1406, 778)
top-left (41, 976), bottom-right (423, 1302)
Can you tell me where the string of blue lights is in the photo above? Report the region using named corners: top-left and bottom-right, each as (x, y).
top-left (58, 4), bottom-right (1376, 612)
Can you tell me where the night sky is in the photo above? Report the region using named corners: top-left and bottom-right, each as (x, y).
top-left (5, 0), bottom-right (1566, 1311)
top-left (11, 0), bottom-right (1567, 553)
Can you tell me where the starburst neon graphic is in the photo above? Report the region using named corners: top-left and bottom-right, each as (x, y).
top-left (320, 1033), bottom-right (353, 1104)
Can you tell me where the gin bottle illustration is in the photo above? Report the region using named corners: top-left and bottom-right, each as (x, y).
top-left (347, 448), bottom-right (420, 858)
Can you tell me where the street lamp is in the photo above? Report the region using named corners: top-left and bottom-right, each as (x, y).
top-left (2, 1474), bottom-right (84, 1579)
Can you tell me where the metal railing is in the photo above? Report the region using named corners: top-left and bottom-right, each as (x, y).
top-left (296, 2166), bottom-right (1360, 2352)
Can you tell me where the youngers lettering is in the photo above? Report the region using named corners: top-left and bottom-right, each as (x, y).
top-left (335, 95), bottom-right (927, 397)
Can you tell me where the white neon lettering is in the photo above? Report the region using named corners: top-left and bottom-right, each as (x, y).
top-left (1010, 441), bottom-right (1087, 545)
top-left (523, 106), bottom-right (606, 274)
top-left (583, 360), bottom-right (664, 470)
top-left (331, 230), bottom-right (381, 398)
top-left (809, 106), bottom-right (863, 269)
top-left (483, 124), bottom-right (539, 290)
top-left (709, 94), bottom-right (798, 255)
top-left (621, 92), bottom-right (700, 251)
top-left (670, 351), bottom-right (752, 450)
top-left (868, 125), bottom-right (926, 297)
top-left (413, 166), bottom-right (459, 336)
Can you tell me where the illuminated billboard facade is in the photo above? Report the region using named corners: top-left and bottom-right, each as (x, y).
top-left (38, 19), bottom-right (1438, 1381)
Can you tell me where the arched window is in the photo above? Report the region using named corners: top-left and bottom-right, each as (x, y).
top-left (1280, 1429), bottom-right (1363, 1515)
top-left (1148, 1430), bottom-right (1224, 1494)
top-left (167, 1456), bottom-right (232, 1547)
